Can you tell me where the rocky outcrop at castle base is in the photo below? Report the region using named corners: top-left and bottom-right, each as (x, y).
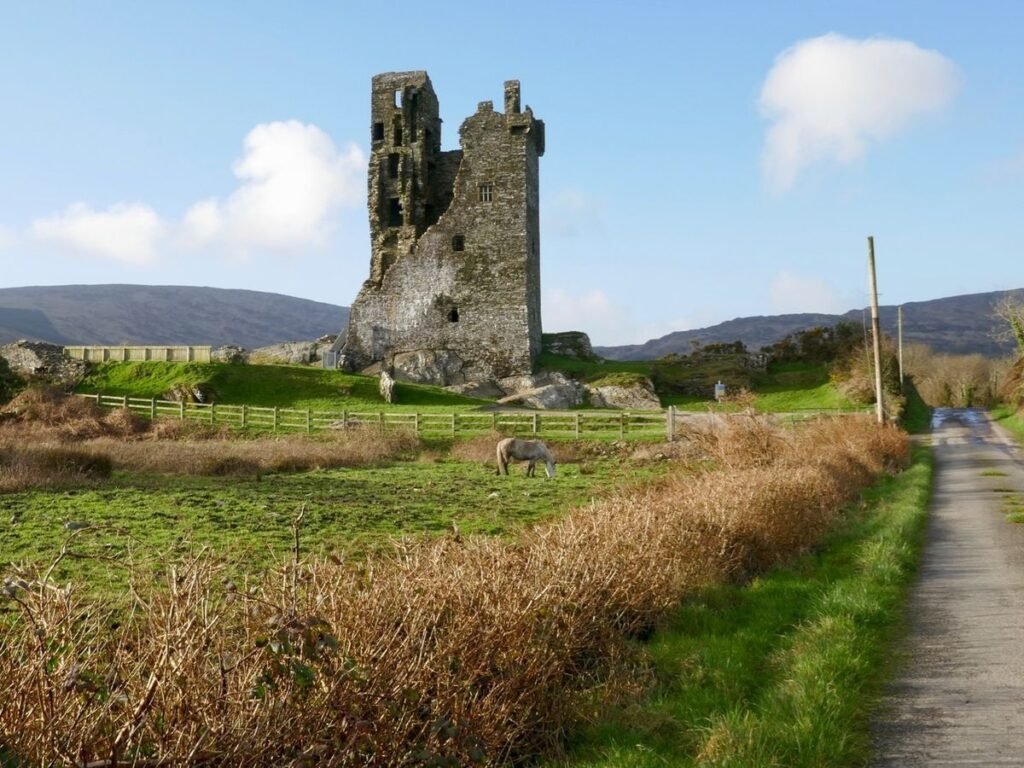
top-left (586, 377), bottom-right (662, 410)
top-left (213, 335), bottom-right (338, 366)
top-left (0, 341), bottom-right (86, 387)
top-left (391, 350), bottom-right (467, 385)
top-left (496, 372), bottom-right (587, 410)
top-left (212, 345), bottom-right (248, 364)
top-left (446, 369), bottom-right (663, 411)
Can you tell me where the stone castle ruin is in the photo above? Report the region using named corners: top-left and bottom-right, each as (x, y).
top-left (334, 71), bottom-right (545, 386)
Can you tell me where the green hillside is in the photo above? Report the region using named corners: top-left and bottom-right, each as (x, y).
top-left (75, 352), bottom-right (860, 416)
top-left (538, 352), bottom-right (859, 413)
top-left (76, 362), bottom-right (487, 412)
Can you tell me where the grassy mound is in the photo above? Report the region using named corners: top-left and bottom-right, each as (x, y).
top-left (75, 354), bottom-right (860, 416)
top-left (77, 361), bottom-right (490, 411)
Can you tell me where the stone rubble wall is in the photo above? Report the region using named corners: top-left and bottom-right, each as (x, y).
top-left (0, 340), bottom-right (87, 387)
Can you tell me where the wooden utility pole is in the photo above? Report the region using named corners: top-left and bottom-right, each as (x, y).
top-left (867, 236), bottom-right (885, 424)
top-left (897, 306), bottom-right (904, 392)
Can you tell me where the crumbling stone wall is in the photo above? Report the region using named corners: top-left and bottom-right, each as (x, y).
top-left (0, 341), bottom-right (86, 387)
top-left (340, 71), bottom-right (545, 385)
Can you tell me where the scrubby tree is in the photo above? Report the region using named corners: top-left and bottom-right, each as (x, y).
top-left (994, 292), bottom-right (1024, 355)
top-left (762, 322), bottom-right (861, 365)
top-left (902, 343), bottom-right (1008, 408)
top-left (830, 335), bottom-right (902, 406)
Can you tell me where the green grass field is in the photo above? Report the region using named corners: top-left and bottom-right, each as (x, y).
top-left (750, 362), bottom-right (859, 412)
top-left (554, 446), bottom-right (933, 768)
top-left (0, 455), bottom-right (655, 594)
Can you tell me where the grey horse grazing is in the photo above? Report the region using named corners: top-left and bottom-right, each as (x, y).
top-left (496, 437), bottom-right (556, 478)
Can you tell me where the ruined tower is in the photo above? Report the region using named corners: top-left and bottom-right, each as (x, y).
top-left (337, 71), bottom-right (545, 385)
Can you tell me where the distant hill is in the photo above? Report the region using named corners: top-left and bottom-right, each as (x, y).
top-left (0, 285), bottom-right (349, 349)
top-left (596, 289), bottom-right (1023, 360)
top-left (5, 284), bottom-right (1017, 362)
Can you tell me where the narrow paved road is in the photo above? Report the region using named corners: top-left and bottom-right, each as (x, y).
top-left (872, 408), bottom-right (1024, 766)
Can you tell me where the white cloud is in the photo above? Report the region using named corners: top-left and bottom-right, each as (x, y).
top-left (29, 202), bottom-right (166, 265)
top-left (543, 186), bottom-right (606, 238)
top-left (183, 121), bottom-right (364, 254)
top-left (759, 33), bottom-right (960, 192)
top-left (769, 270), bottom-right (849, 314)
top-left (24, 121), bottom-right (365, 266)
top-left (542, 287), bottom-right (689, 346)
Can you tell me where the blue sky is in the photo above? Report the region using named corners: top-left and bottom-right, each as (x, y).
top-left (1, 1), bottom-right (1021, 345)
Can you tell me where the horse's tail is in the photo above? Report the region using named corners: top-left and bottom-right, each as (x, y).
top-left (496, 442), bottom-right (508, 475)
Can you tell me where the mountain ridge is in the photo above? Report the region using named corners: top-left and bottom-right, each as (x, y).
top-left (595, 289), bottom-right (1023, 359)
top-left (2, 284), bottom-right (1018, 360)
top-left (0, 285), bottom-right (349, 349)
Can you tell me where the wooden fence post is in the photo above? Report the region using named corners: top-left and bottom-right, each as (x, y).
top-left (150, 398), bottom-right (156, 421)
top-left (273, 407), bottom-right (279, 432)
top-left (619, 412), bottom-right (625, 439)
top-left (306, 408), bottom-right (311, 434)
top-left (179, 401), bottom-right (185, 421)
top-left (241, 404), bottom-right (247, 429)
top-left (210, 404), bottom-right (216, 425)
top-left (121, 395), bottom-right (128, 409)
top-left (414, 413), bottom-right (420, 437)
top-left (451, 412), bottom-right (456, 438)
top-left (575, 412), bottom-right (581, 439)
top-left (666, 406), bottom-right (676, 441)
top-left (532, 413), bottom-right (538, 434)
top-left (492, 412), bottom-right (497, 432)
top-left (378, 411), bottom-right (384, 435)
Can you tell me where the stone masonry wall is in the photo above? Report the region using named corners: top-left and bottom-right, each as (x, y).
top-left (341, 72), bottom-right (544, 385)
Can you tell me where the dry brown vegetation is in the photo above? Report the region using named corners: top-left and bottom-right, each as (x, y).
top-left (0, 415), bottom-right (908, 766)
top-left (0, 443), bottom-right (113, 493)
top-left (1, 387), bottom-right (149, 442)
top-left (902, 343), bottom-right (1010, 408)
top-left (0, 389), bottom-right (420, 487)
top-left (1001, 356), bottom-right (1024, 411)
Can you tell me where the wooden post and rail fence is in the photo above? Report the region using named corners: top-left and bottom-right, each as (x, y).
top-left (77, 393), bottom-right (870, 441)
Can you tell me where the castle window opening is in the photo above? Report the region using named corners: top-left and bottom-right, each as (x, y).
top-left (394, 125), bottom-right (403, 146)
top-left (394, 89), bottom-right (402, 107)
top-left (479, 184), bottom-right (493, 202)
top-left (372, 122), bottom-right (385, 141)
top-left (388, 154), bottom-right (400, 179)
top-left (448, 307), bottom-right (460, 323)
top-left (452, 234), bottom-right (465, 252)
top-left (388, 198), bottom-right (403, 227)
